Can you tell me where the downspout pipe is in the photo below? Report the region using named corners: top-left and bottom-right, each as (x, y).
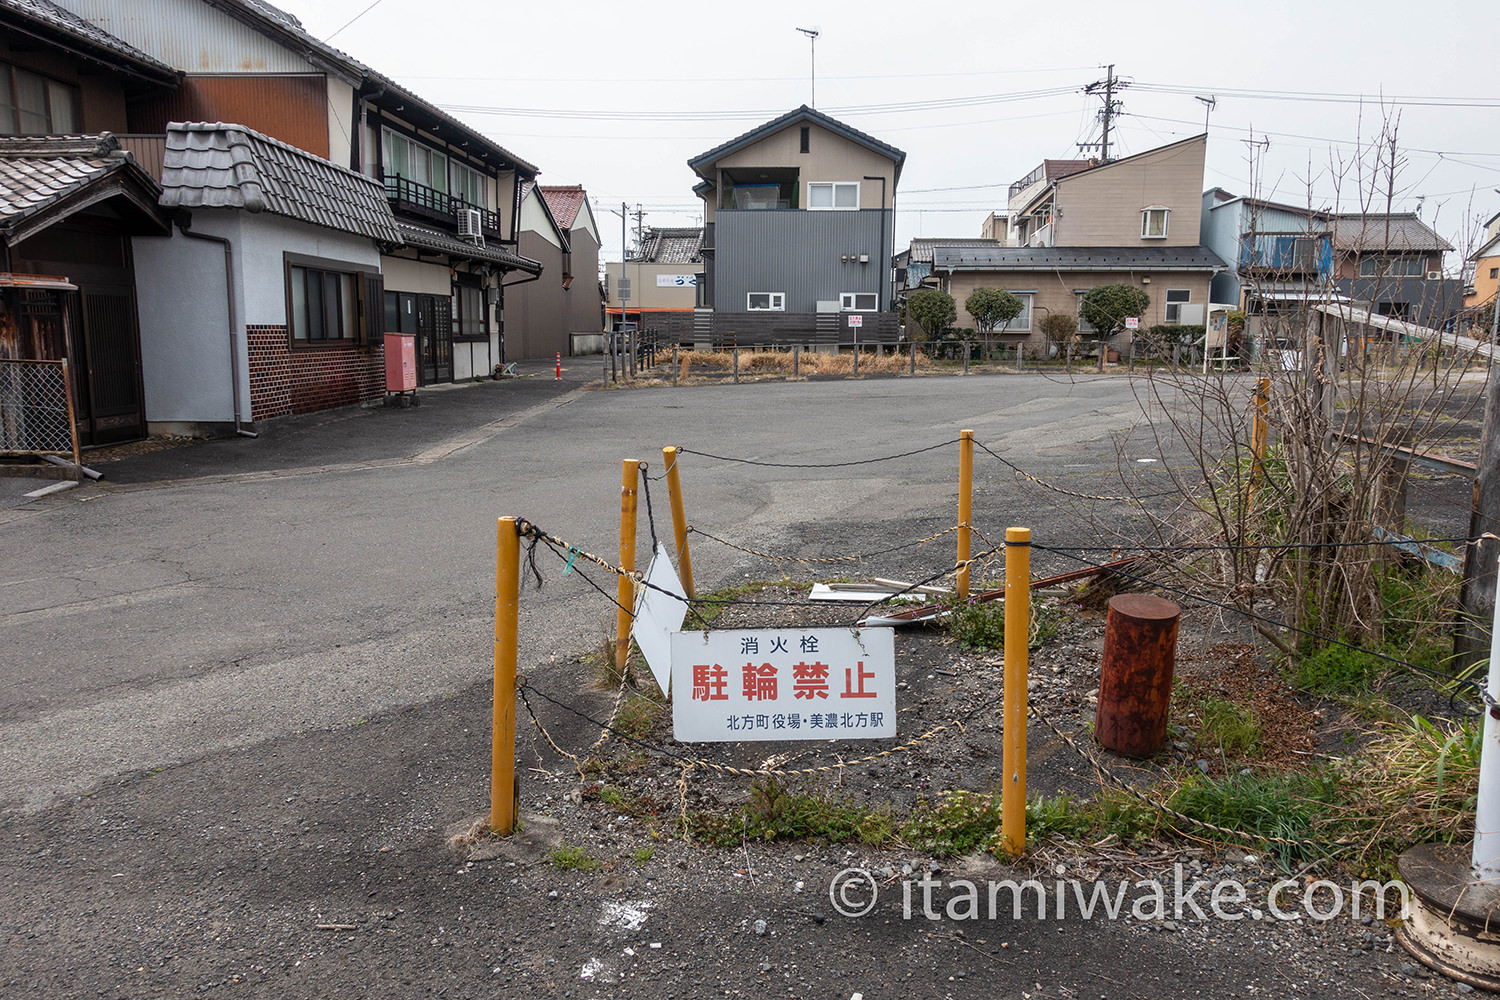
top-left (175, 216), bottom-right (257, 438)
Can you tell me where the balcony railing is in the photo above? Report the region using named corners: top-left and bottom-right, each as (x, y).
top-left (1239, 233), bottom-right (1330, 276)
top-left (383, 174), bottom-right (503, 237)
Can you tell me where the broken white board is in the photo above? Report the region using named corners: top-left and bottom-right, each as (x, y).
top-left (631, 542), bottom-right (688, 696)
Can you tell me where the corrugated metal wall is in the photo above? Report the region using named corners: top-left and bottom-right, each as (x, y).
top-left (130, 75), bottom-right (331, 160)
top-left (55, 0), bottom-right (313, 74)
top-left (714, 209), bottom-right (891, 313)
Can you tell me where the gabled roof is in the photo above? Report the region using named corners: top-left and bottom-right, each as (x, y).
top-left (0, 133), bottom-right (168, 243)
top-left (395, 220), bottom-right (542, 273)
top-left (1017, 134), bottom-right (1205, 218)
top-left (520, 180), bottom-right (569, 253)
top-left (1473, 233), bottom-right (1500, 261)
top-left (1329, 214), bottom-right (1453, 254)
top-left (631, 227), bottom-right (701, 265)
top-left (159, 122), bottom-right (400, 243)
top-left (73, 0), bottom-right (536, 175)
top-left (1203, 188), bottom-right (1327, 220)
top-left (538, 185), bottom-right (586, 230)
top-left (688, 105), bottom-right (905, 183)
top-left (905, 237), bottom-right (1000, 264)
top-left (932, 244), bottom-right (1227, 273)
top-left (0, 0), bottom-right (178, 85)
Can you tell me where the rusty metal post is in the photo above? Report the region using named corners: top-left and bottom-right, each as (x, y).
top-left (1000, 526), bottom-right (1031, 855)
top-left (615, 460), bottom-right (641, 673)
top-left (1378, 426), bottom-right (1414, 530)
top-left (957, 429), bottom-right (974, 599)
top-left (1095, 594), bottom-right (1181, 757)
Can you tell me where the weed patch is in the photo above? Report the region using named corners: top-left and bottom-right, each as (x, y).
top-left (548, 843), bottom-right (602, 871)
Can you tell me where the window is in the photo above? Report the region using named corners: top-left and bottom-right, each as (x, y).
top-left (808, 182), bottom-right (859, 211)
top-left (451, 161), bottom-right (485, 208)
top-left (1164, 289), bottom-right (1191, 324)
top-left (286, 257), bottom-right (379, 345)
top-left (452, 277), bottom-right (487, 341)
top-left (1075, 291), bottom-right (1100, 334)
top-left (1360, 256), bottom-right (1425, 277)
top-left (383, 129), bottom-right (447, 192)
top-left (1491, 267), bottom-right (1499, 280)
top-left (1141, 207), bottom-right (1169, 239)
top-left (0, 62), bottom-right (78, 134)
top-left (840, 292), bottom-right (877, 311)
top-left (747, 292), bottom-right (785, 311)
top-left (799, 126), bottom-right (810, 154)
top-left (997, 292), bottom-right (1033, 331)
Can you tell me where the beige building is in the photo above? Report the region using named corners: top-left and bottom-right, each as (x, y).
top-left (935, 136), bottom-right (1225, 353)
top-left (605, 227), bottom-right (702, 341)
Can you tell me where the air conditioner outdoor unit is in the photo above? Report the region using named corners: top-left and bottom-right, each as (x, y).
top-left (1426, 271), bottom-right (1442, 280)
top-left (457, 208), bottom-right (484, 242)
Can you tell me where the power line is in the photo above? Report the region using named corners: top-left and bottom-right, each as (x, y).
top-left (325, 0), bottom-right (385, 41)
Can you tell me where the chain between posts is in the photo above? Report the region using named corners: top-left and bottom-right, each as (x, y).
top-left (686, 524), bottom-right (962, 567)
top-left (518, 679), bottom-right (1001, 779)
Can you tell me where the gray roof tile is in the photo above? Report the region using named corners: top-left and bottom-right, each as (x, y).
top-left (906, 237), bottom-right (1001, 264)
top-left (1330, 214), bottom-right (1453, 254)
top-left (631, 227), bottom-right (701, 265)
top-left (0, 133), bottom-right (151, 231)
top-left (689, 106), bottom-right (905, 180)
top-left (933, 245), bottom-right (1228, 272)
top-left (396, 221), bottom-right (541, 273)
top-left (160, 122), bottom-right (400, 243)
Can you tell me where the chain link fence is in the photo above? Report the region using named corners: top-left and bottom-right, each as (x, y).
top-left (0, 358), bottom-right (80, 463)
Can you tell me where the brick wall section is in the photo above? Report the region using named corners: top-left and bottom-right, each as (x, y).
top-left (245, 325), bottom-right (386, 422)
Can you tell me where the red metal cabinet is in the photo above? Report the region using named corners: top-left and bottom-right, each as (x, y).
top-left (384, 333), bottom-right (416, 392)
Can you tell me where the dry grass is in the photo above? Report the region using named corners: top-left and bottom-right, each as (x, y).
top-left (673, 348), bottom-right (934, 380)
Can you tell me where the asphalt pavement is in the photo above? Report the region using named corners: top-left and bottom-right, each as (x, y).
top-left (5, 365), bottom-right (1414, 999)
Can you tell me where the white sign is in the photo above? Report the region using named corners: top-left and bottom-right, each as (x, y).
top-left (656, 274), bottom-right (698, 287)
top-left (1124, 316), bottom-right (1140, 330)
top-left (671, 628), bottom-right (896, 742)
top-left (631, 543), bottom-right (688, 696)
top-left (847, 314), bottom-right (864, 328)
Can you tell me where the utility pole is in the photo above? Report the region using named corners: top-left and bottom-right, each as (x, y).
top-left (796, 27), bottom-right (819, 107)
top-left (633, 205), bottom-right (645, 248)
top-left (1081, 64), bottom-right (1127, 163)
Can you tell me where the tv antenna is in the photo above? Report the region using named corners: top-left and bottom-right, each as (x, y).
top-left (795, 27), bottom-right (820, 107)
top-left (1194, 95), bottom-right (1216, 132)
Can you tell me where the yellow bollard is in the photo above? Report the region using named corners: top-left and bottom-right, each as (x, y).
top-left (615, 459), bottom-right (641, 674)
top-left (1251, 377), bottom-right (1269, 467)
top-left (1246, 377), bottom-right (1270, 519)
top-left (662, 446), bottom-right (695, 599)
top-left (492, 517), bottom-right (520, 834)
top-left (957, 429), bottom-right (974, 599)
top-left (1000, 526), bottom-right (1031, 855)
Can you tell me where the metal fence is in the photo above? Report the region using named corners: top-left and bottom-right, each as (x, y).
top-left (0, 358), bottom-right (81, 466)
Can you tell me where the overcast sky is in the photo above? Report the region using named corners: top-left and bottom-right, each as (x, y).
top-left (278, 0), bottom-right (1497, 268)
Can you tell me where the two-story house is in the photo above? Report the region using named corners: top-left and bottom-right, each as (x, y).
top-left (0, 0), bottom-right (180, 444)
top-left (56, 0), bottom-right (543, 406)
top-left (932, 136), bottom-right (1227, 353)
top-left (688, 106), bottom-right (904, 347)
top-left (1199, 188), bottom-right (1335, 313)
top-left (1328, 213), bottom-right (1459, 329)
top-left (509, 183), bottom-right (603, 360)
top-left (1463, 210), bottom-right (1500, 332)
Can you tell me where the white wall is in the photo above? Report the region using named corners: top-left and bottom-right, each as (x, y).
top-left (133, 210), bottom-right (381, 427)
top-left (133, 216), bottom-right (234, 427)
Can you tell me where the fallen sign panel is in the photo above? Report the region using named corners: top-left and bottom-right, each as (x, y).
top-left (671, 628), bottom-right (895, 742)
top-left (859, 556), bottom-right (1142, 626)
